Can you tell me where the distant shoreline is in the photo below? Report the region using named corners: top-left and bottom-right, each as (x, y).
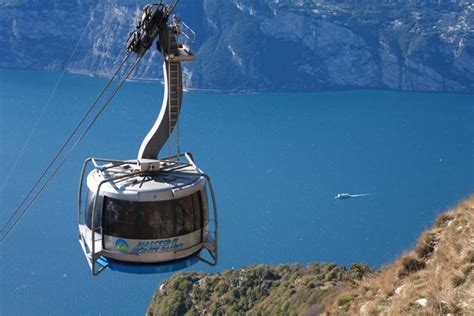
top-left (1, 67), bottom-right (473, 95)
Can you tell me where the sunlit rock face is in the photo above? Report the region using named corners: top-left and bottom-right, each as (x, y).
top-left (1, 0), bottom-right (473, 92)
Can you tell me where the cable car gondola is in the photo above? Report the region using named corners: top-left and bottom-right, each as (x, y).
top-left (77, 1), bottom-right (218, 275)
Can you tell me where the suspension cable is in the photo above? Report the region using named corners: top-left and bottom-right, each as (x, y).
top-left (167, 0), bottom-right (181, 17)
top-left (0, 55), bottom-right (141, 243)
top-left (0, 13), bottom-right (93, 193)
top-left (0, 54), bottom-right (129, 231)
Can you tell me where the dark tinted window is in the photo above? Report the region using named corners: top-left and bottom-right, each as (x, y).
top-left (86, 189), bottom-right (101, 232)
top-left (102, 191), bottom-right (205, 239)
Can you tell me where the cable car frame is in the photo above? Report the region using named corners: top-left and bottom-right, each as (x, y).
top-left (78, 153), bottom-right (218, 275)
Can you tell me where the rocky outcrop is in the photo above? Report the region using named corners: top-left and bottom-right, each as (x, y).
top-left (1, 0), bottom-right (473, 92)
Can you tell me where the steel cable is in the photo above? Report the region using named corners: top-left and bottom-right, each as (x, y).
top-left (0, 55), bottom-right (141, 243)
top-left (1, 6), bottom-right (96, 193)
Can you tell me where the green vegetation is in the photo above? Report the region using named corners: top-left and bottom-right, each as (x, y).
top-left (147, 263), bottom-right (371, 315)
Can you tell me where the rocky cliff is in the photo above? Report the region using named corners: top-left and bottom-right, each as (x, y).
top-left (1, 0), bottom-right (473, 92)
top-left (147, 196), bottom-right (474, 315)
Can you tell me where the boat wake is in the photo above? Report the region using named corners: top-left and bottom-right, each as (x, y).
top-left (335, 193), bottom-right (375, 200)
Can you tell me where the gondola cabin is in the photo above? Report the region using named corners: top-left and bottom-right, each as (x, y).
top-left (78, 155), bottom-right (217, 275)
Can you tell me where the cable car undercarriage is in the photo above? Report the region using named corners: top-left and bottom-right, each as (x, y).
top-left (77, 1), bottom-right (218, 275)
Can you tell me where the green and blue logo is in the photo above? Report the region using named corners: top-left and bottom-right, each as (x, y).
top-left (115, 239), bottom-right (129, 253)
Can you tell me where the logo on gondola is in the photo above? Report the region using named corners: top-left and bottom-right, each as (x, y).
top-left (115, 239), bottom-right (129, 253)
top-left (130, 238), bottom-right (184, 253)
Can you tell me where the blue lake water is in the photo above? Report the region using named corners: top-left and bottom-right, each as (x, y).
top-left (0, 69), bottom-right (473, 315)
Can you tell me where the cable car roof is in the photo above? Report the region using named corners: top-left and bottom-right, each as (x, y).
top-left (87, 159), bottom-right (207, 201)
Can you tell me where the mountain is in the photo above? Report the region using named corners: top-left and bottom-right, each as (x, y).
top-left (1, 0), bottom-right (473, 92)
top-left (147, 196), bottom-right (474, 315)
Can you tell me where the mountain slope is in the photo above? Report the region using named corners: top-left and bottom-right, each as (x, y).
top-left (326, 196), bottom-right (474, 314)
top-left (147, 196), bottom-right (474, 315)
top-left (1, 0), bottom-right (473, 92)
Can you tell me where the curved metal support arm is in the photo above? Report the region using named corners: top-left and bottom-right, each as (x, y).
top-left (138, 28), bottom-right (184, 160)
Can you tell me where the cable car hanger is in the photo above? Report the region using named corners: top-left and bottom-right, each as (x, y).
top-left (1, 0), bottom-right (218, 276)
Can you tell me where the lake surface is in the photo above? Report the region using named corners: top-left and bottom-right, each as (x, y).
top-left (0, 69), bottom-right (473, 315)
